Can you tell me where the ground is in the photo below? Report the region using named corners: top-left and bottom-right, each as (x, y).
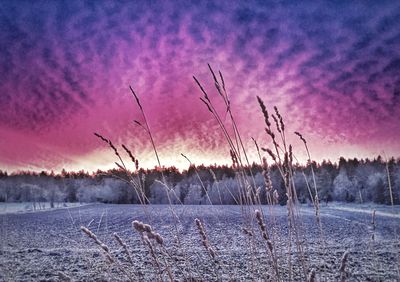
top-left (0, 203), bottom-right (399, 281)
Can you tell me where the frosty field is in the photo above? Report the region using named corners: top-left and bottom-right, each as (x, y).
top-left (0, 202), bottom-right (88, 215)
top-left (0, 203), bottom-right (399, 281)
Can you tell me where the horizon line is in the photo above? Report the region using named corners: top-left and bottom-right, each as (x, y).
top-left (1, 154), bottom-right (398, 176)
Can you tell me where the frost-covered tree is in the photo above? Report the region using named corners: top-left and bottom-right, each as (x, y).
top-left (316, 168), bottom-right (334, 203)
top-left (367, 172), bottom-right (387, 204)
top-left (333, 168), bottom-right (355, 202)
top-left (292, 171), bottom-right (310, 204)
top-left (150, 181), bottom-right (181, 204)
top-left (184, 184), bottom-right (204, 204)
top-left (392, 164), bottom-right (400, 204)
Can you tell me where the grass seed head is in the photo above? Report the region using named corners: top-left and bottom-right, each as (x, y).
top-left (272, 114), bottom-right (282, 133)
top-left (256, 96), bottom-right (271, 127)
top-left (295, 131), bottom-right (307, 144)
top-left (122, 144), bottom-right (135, 161)
top-left (262, 147), bottom-right (276, 162)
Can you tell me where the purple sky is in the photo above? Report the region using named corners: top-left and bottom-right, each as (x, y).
top-left (1, 1), bottom-right (400, 172)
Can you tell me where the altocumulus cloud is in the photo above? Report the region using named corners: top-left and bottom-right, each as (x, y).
top-left (0, 0), bottom-right (399, 171)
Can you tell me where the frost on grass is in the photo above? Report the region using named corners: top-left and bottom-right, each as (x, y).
top-left (0, 204), bottom-right (399, 281)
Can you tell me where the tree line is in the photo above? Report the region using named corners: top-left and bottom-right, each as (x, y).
top-left (0, 156), bottom-right (399, 205)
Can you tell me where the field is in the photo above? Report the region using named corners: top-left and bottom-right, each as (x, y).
top-left (1, 203), bottom-right (399, 281)
top-left (0, 202), bottom-right (87, 215)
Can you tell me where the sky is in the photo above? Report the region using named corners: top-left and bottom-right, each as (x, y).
top-left (1, 0), bottom-right (400, 172)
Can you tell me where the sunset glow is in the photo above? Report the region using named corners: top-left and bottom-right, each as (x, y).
top-left (1, 1), bottom-right (400, 172)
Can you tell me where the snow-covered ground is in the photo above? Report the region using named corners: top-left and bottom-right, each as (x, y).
top-left (0, 203), bottom-right (399, 281)
top-left (0, 202), bottom-right (88, 215)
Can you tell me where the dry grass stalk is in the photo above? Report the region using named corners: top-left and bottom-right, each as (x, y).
top-left (194, 218), bottom-right (224, 280)
top-left (260, 157), bottom-right (280, 245)
top-left (295, 131), bottom-right (328, 278)
top-left (181, 153), bottom-right (213, 205)
top-left (80, 226), bottom-right (114, 263)
top-left (254, 209), bottom-right (280, 280)
top-left (207, 64), bottom-right (255, 177)
top-left (219, 176), bottom-right (240, 205)
top-left (94, 133), bottom-right (125, 169)
top-left (257, 96), bottom-right (311, 280)
top-left (115, 162), bottom-right (124, 171)
top-left (142, 233), bottom-right (163, 280)
top-left (94, 132), bottom-right (149, 207)
top-left (385, 161), bottom-right (394, 206)
top-left (371, 210), bottom-right (376, 241)
top-left (129, 85), bottom-right (195, 280)
top-left (255, 210), bottom-right (272, 249)
top-left (129, 91), bottom-right (195, 281)
top-left (154, 179), bottom-right (184, 206)
top-left (303, 172), bottom-right (315, 207)
top-left (132, 220), bottom-right (174, 281)
top-left (257, 96), bottom-right (283, 165)
top-left (209, 168), bottom-right (224, 205)
top-left (132, 220), bottom-right (164, 245)
top-left (81, 227), bottom-right (135, 281)
top-left (252, 137), bottom-right (262, 163)
top-left (295, 131), bottom-right (319, 211)
top-left (194, 66), bottom-right (260, 211)
top-left (230, 149), bottom-right (239, 169)
top-left (262, 158), bottom-right (273, 194)
top-left (257, 96), bottom-right (271, 128)
top-left (272, 114), bottom-right (282, 134)
top-left (194, 218), bottom-right (217, 261)
top-left (339, 251), bottom-right (349, 282)
top-left (129, 86), bottom-right (162, 173)
top-left (113, 233), bottom-right (134, 267)
top-left (121, 144), bottom-right (139, 171)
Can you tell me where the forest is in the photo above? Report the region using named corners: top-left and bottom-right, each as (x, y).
top-left (0, 156), bottom-right (399, 206)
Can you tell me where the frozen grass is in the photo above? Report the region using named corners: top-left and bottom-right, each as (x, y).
top-left (0, 204), bottom-right (399, 281)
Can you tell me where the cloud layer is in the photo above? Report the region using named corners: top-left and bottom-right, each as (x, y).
top-left (1, 1), bottom-right (400, 171)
